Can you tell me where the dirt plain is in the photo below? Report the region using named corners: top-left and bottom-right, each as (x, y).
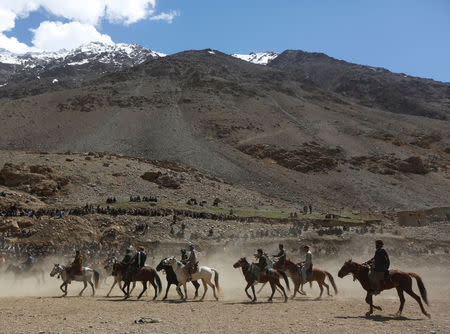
top-left (0, 258), bottom-right (449, 334)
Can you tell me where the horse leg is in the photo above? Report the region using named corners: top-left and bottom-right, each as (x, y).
top-left (192, 280), bottom-right (200, 299)
top-left (89, 280), bottom-right (95, 296)
top-left (207, 279), bottom-right (218, 301)
top-left (291, 280), bottom-right (299, 300)
top-left (322, 280), bottom-right (331, 296)
top-left (79, 280), bottom-right (87, 296)
top-left (200, 278), bottom-right (207, 301)
top-left (395, 287), bottom-right (405, 317)
top-left (365, 292), bottom-right (374, 316)
top-left (130, 282), bottom-right (136, 295)
top-left (298, 283), bottom-right (306, 295)
top-left (244, 282), bottom-right (253, 300)
top-left (106, 280), bottom-right (116, 297)
top-left (275, 279), bottom-right (288, 302)
top-left (138, 281), bottom-right (147, 299)
top-left (251, 283), bottom-right (257, 302)
top-left (176, 285), bottom-right (184, 299)
top-left (183, 283), bottom-right (188, 301)
top-left (317, 281), bottom-right (324, 299)
top-left (163, 282), bottom-right (171, 300)
top-left (60, 282), bottom-right (67, 297)
top-left (268, 281), bottom-right (276, 302)
top-left (151, 280), bottom-right (158, 300)
top-left (404, 287), bottom-right (430, 318)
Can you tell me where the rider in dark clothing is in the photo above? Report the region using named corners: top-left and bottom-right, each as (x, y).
top-left (180, 249), bottom-right (188, 264)
top-left (273, 244), bottom-right (286, 269)
top-left (365, 240), bottom-right (390, 294)
top-left (255, 249), bottom-right (271, 281)
top-left (23, 252), bottom-right (35, 271)
top-left (121, 248), bottom-right (133, 269)
top-left (126, 246), bottom-right (146, 281)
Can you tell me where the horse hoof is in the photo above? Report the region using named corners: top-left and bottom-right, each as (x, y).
top-left (365, 312), bottom-right (372, 317)
top-left (267, 299), bottom-right (273, 303)
top-left (426, 313), bottom-right (431, 319)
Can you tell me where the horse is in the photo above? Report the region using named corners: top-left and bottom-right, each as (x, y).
top-left (281, 259), bottom-right (337, 299)
top-left (5, 264), bottom-right (46, 285)
top-left (105, 261), bottom-right (138, 297)
top-left (156, 258), bottom-right (200, 300)
top-left (113, 262), bottom-right (162, 300)
top-left (50, 264), bottom-right (99, 297)
top-left (163, 257), bottom-right (220, 301)
top-left (233, 257), bottom-right (289, 303)
top-left (338, 260), bottom-right (430, 318)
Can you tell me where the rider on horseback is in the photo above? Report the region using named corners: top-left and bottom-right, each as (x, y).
top-left (300, 245), bottom-right (312, 284)
top-left (121, 247), bottom-right (133, 269)
top-left (180, 248), bottom-right (188, 265)
top-left (126, 246), bottom-right (146, 281)
top-left (255, 249), bottom-right (271, 281)
top-left (364, 239), bottom-right (390, 295)
top-left (272, 244), bottom-right (286, 269)
top-left (69, 250), bottom-right (83, 283)
top-left (186, 244), bottom-right (198, 282)
top-left (23, 252), bottom-right (35, 271)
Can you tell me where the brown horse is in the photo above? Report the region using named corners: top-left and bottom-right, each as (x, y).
top-left (112, 263), bottom-right (162, 300)
top-left (282, 259), bottom-right (337, 299)
top-left (338, 260), bottom-right (430, 318)
top-left (233, 257), bottom-right (289, 303)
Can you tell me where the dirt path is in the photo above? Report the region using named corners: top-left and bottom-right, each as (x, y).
top-left (0, 284), bottom-right (448, 334)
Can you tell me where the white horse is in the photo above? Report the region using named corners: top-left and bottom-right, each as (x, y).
top-left (50, 264), bottom-right (99, 297)
top-left (163, 257), bottom-right (220, 301)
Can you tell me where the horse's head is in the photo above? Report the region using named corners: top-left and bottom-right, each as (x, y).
top-left (338, 259), bottom-right (357, 278)
top-left (163, 257), bottom-right (177, 267)
top-left (156, 258), bottom-right (167, 271)
top-left (233, 257), bottom-right (247, 269)
top-left (50, 264), bottom-right (63, 277)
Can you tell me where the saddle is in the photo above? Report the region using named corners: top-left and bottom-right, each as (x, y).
top-left (297, 263), bottom-right (313, 278)
top-left (66, 265), bottom-right (82, 275)
top-left (189, 262), bottom-right (199, 274)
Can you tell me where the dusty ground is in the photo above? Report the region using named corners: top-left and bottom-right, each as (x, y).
top-left (0, 260), bottom-right (449, 334)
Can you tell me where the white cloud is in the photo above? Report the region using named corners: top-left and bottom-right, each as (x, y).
top-left (31, 21), bottom-right (113, 52)
top-left (0, 0), bottom-right (175, 53)
top-left (0, 33), bottom-right (37, 53)
top-left (149, 10), bottom-right (179, 24)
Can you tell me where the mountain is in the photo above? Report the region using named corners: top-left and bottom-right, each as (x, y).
top-left (268, 50), bottom-right (450, 120)
top-left (0, 48), bottom-right (448, 213)
top-left (231, 52), bottom-right (279, 65)
top-left (0, 42), bottom-right (164, 98)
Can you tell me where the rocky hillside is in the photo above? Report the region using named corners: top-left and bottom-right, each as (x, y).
top-left (0, 49), bottom-right (448, 212)
top-left (268, 50), bottom-right (450, 120)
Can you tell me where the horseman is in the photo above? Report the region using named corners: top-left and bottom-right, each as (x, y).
top-left (180, 248), bottom-right (188, 264)
top-left (120, 247), bottom-right (133, 270)
top-left (126, 246), bottom-right (146, 281)
top-left (272, 244), bottom-right (286, 269)
top-left (364, 239), bottom-right (390, 295)
top-left (22, 252), bottom-right (35, 271)
top-left (185, 244), bottom-right (198, 281)
top-left (69, 250), bottom-right (83, 283)
top-left (255, 248), bottom-right (271, 281)
top-left (300, 245), bottom-right (312, 284)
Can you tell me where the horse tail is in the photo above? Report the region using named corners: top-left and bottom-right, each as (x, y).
top-left (279, 270), bottom-right (290, 292)
top-left (153, 269), bottom-right (162, 296)
top-left (408, 272), bottom-right (428, 306)
top-left (94, 270), bottom-right (100, 289)
top-left (212, 269), bottom-right (221, 294)
top-left (325, 271), bottom-right (338, 295)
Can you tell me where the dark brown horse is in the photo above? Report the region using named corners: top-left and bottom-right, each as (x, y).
top-left (112, 263), bottom-right (162, 300)
top-left (233, 257), bottom-right (289, 303)
top-left (282, 259), bottom-right (337, 299)
top-left (338, 260), bottom-right (430, 318)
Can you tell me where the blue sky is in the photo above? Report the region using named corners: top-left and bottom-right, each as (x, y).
top-left (2, 0), bottom-right (450, 82)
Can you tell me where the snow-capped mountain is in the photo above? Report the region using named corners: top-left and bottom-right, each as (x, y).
top-left (231, 52), bottom-right (279, 65)
top-left (0, 42), bottom-right (165, 94)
